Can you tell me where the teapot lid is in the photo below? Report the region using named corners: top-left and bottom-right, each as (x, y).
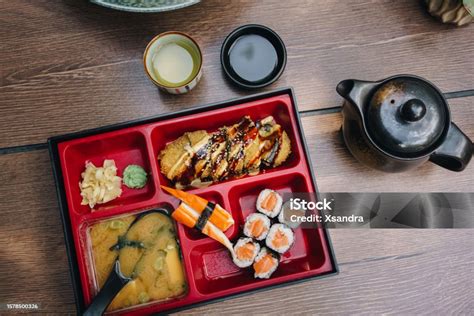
top-left (366, 77), bottom-right (449, 158)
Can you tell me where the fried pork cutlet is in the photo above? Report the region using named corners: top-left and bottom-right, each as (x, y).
top-left (158, 116), bottom-right (291, 188)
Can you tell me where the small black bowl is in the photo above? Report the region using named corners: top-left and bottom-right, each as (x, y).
top-left (221, 24), bottom-right (287, 89)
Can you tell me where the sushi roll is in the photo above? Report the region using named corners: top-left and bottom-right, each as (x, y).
top-left (253, 247), bottom-right (280, 279)
top-left (233, 238), bottom-right (260, 268)
top-left (265, 223), bottom-right (295, 254)
top-left (243, 213), bottom-right (271, 241)
top-left (256, 189), bottom-right (282, 218)
top-left (278, 200), bottom-right (305, 229)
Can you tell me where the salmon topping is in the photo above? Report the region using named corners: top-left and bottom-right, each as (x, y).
top-left (271, 229), bottom-right (289, 248)
top-left (261, 192), bottom-right (277, 211)
top-left (254, 254), bottom-right (276, 274)
top-left (236, 243), bottom-right (256, 260)
top-left (249, 219), bottom-right (267, 238)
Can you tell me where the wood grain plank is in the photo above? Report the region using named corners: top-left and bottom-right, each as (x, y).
top-left (1, 0), bottom-right (473, 147)
top-left (0, 151), bottom-right (76, 314)
top-left (176, 229), bottom-right (474, 315)
top-left (302, 97), bottom-right (474, 192)
top-left (0, 112), bottom-right (473, 314)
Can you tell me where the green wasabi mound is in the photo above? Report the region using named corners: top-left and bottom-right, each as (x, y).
top-left (123, 165), bottom-right (148, 189)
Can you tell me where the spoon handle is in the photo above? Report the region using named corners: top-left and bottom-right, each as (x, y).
top-left (83, 261), bottom-right (130, 316)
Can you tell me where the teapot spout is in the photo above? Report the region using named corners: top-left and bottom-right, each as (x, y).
top-left (336, 80), bottom-right (356, 98)
top-left (336, 79), bottom-right (377, 115)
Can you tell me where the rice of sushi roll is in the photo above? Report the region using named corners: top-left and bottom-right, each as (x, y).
top-left (278, 200), bottom-right (305, 229)
top-left (253, 247), bottom-right (280, 279)
top-left (256, 189), bottom-right (282, 218)
top-left (265, 223), bottom-right (295, 254)
top-left (232, 237), bottom-right (261, 268)
top-left (243, 213), bottom-right (271, 241)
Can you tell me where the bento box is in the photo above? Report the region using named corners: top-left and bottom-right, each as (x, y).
top-left (48, 88), bottom-right (338, 315)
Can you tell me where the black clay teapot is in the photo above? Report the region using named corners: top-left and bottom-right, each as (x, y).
top-left (336, 75), bottom-right (472, 172)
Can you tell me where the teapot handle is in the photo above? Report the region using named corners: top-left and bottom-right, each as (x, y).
top-left (429, 123), bottom-right (473, 172)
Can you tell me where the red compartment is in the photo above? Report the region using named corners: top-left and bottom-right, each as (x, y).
top-left (51, 90), bottom-right (337, 315)
top-left (59, 129), bottom-right (157, 215)
top-left (150, 96), bottom-right (301, 190)
top-left (190, 242), bottom-right (244, 295)
top-left (189, 225), bottom-right (330, 296)
top-left (229, 172), bottom-right (320, 262)
top-left (76, 204), bottom-right (195, 315)
top-left (181, 172), bottom-right (331, 295)
top-left (228, 172), bottom-right (313, 230)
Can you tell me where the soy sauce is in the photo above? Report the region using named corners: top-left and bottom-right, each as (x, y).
top-left (228, 34), bottom-right (278, 84)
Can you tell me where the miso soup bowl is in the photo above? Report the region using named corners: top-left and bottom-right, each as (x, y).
top-left (144, 32), bottom-right (203, 94)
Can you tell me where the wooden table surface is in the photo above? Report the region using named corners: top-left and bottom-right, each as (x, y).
top-left (0, 0), bottom-right (473, 315)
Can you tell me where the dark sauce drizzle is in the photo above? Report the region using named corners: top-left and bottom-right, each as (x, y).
top-left (175, 117), bottom-right (284, 187)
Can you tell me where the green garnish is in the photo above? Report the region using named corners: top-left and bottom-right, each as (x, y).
top-left (109, 220), bottom-right (125, 230)
top-left (153, 250), bottom-right (167, 271)
top-left (138, 292), bottom-right (150, 304)
top-left (123, 298), bottom-right (131, 307)
top-left (123, 165), bottom-right (148, 189)
top-left (109, 236), bottom-right (145, 251)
